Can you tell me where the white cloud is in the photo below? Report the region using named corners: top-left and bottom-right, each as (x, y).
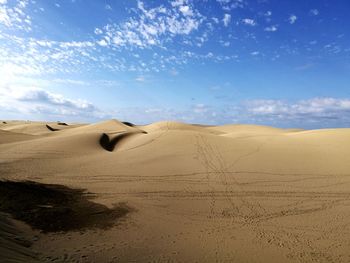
top-left (0, 33), bottom-right (113, 77)
top-left (113, 103), bottom-right (224, 125)
top-left (0, 0), bottom-right (342, 78)
top-left (0, 0), bottom-right (31, 31)
top-left (223, 14), bottom-right (231, 27)
top-left (171, 0), bottom-right (187, 7)
top-left (242, 18), bottom-right (256, 26)
top-left (0, 85), bottom-right (106, 120)
top-left (59, 41), bottom-right (95, 48)
top-left (217, 0), bottom-right (246, 11)
top-left (3, 86), bottom-right (95, 110)
top-left (94, 28), bottom-right (103, 35)
top-left (179, 5), bottom-right (193, 16)
top-left (52, 79), bottom-right (88, 86)
top-left (2, 83), bottom-right (349, 127)
top-left (310, 9), bottom-right (319, 16)
top-left (0, 1), bottom-right (210, 78)
top-left (99, 1), bottom-right (204, 49)
top-left (0, 62), bottom-right (44, 80)
top-left (221, 41), bottom-right (230, 47)
top-left (289, 14), bottom-right (297, 24)
top-left (246, 100), bottom-right (287, 115)
top-left (97, 39), bottom-right (108, 47)
top-left (244, 98), bottom-right (350, 123)
top-left (264, 25), bottom-right (278, 32)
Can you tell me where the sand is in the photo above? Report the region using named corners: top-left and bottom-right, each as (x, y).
top-left (0, 119), bottom-right (350, 262)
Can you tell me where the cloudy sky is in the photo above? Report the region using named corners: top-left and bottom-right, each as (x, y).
top-left (1, 0), bottom-right (350, 128)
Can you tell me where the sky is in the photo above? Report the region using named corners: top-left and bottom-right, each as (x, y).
top-left (0, 0), bottom-right (350, 128)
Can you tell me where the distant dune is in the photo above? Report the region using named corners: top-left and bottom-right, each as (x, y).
top-left (1, 119), bottom-right (350, 262)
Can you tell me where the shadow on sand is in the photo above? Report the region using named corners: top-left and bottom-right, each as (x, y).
top-left (0, 180), bottom-right (130, 232)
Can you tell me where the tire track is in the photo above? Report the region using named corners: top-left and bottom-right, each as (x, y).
top-left (194, 134), bottom-right (265, 222)
top-left (193, 132), bottom-right (350, 262)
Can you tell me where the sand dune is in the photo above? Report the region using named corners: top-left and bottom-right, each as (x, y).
top-left (0, 130), bottom-right (36, 144)
top-left (1, 119), bottom-right (350, 262)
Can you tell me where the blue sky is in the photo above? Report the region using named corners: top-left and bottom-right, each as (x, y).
top-left (0, 0), bottom-right (350, 128)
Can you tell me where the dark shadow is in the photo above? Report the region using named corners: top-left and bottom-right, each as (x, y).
top-left (2, 121), bottom-right (7, 124)
top-left (0, 180), bottom-right (131, 232)
top-left (99, 132), bottom-right (134, 152)
top-left (57, 122), bottom-right (68, 126)
top-left (122, 121), bottom-right (135, 127)
top-left (46, 124), bottom-right (59, 131)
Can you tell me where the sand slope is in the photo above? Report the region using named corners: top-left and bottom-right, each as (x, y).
top-left (1, 119), bottom-right (350, 262)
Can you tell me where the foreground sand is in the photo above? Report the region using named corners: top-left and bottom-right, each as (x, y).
top-left (1, 119), bottom-right (350, 262)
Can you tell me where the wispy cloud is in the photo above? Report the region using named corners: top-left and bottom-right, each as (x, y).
top-left (264, 25), bottom-right (278, 32)
top-left (92, 97), bottom-right (350, 127)
top-left (0, 85), bottom-right (106, 120)
top-left (0, 0), bottom-right (31, 31)
top-left (244, 98), bottom-right (350, 125)
top-left (2, 83), bottom-right (349, 127)
top-left (223, 14), bottom-right (231, 26)
top-left (217, 0), bottom-right (246, 11)
top-left (241, 18), bottom-right (256, 26)
top-left (288, 14), bottom-right (297, 24)
top-left (0, 0), bottom-right (215, 77)
top-left (96, 0), bottom-right (205, 49)
top-left (310, 9), bottom-right (319, 16)
top-left (0, 0), bottom-right (347, 78)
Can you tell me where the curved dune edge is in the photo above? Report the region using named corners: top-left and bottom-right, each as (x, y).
top-left (122, 121), bottom-right (135, 127)
top-left (45, 124), bottom-right (59, 132)
top-left (0, 121), bottom-right (85, 135)
top-left (99, 131), bottom-right (147, 152)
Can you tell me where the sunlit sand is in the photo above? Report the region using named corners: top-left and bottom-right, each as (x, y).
top-left (1, 119), bottom-right (350, 262)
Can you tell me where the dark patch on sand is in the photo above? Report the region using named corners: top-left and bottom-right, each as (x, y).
top-left (99, 132), bottom-right (135, 152)
top-left (45, 124), bottom-right (59, 131)
top-left (122, 121), bottom-right (135, 127)
top-left (57, 122), bottom-right (68, 126)
top-left (0, 180), bottom-right (130, 232)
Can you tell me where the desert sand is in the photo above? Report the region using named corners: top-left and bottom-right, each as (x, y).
top-left (1, 119), bottom-right (350, 262)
